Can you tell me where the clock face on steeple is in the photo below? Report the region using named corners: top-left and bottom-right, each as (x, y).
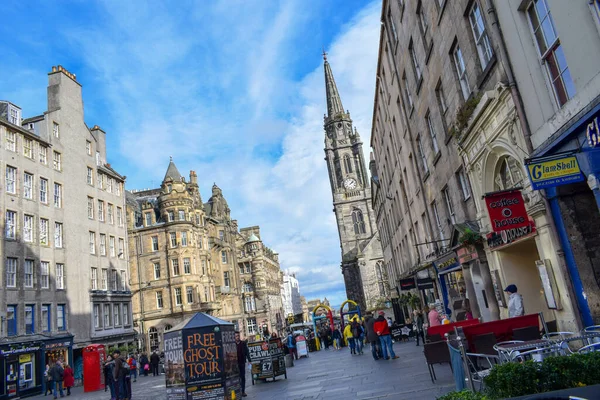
top-left (343, 178), bottom-right (357, 190)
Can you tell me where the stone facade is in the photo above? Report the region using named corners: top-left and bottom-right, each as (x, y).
top-left (0, 66), bottom-right (133, 364)
top-left (236, 227), bottom-right (285, 340)
top-left (127, 161), bottom-right (244, 351)
top-left (282, 271), bottom-right (302, 318)
top-left (322, 56), bottom-right (388, 312)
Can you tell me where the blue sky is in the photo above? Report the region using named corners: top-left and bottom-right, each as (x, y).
top-left (1, 0), bottom-right (382, 308)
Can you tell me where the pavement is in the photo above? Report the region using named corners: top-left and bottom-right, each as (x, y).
top-left (29, 340), bottom-right (455, 400)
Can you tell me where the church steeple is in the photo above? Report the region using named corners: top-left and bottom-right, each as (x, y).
top-left (323, 52), bottom-right (345, 118)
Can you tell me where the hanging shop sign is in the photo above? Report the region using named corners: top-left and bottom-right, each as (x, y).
top-left (526, 156), bottom-right (584, 190)
top-left (486, 219), bottom-right (537, 250)
top-left (416, 278), bottom-right (434, 290)
top-left (433, 252), bottom-right (460, 273)
top-left (484, 190), bottom-right (529, 233)
top-left (399, 278), bottom-right (416, 290)
top-left (457, 245), bottom-right (478, 264)
top-left (586, 115), bottom-right (600, 148)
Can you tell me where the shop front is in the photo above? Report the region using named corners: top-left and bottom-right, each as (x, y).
top-left (527, 101), bottom-right (600, 327)
top-left (434, 252), bottom-right (466, 320)
top-left (0, 340), bottom-right (43, 399)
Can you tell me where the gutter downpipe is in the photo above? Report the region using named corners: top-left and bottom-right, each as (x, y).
top-left (488, 0), bottom-right (591, 328)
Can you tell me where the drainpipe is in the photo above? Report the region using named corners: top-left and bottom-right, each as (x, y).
top-left (488, 0), bottom-right (591, 328)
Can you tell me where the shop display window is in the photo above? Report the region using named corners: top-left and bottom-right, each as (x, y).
top-left (445, 270), bottom-right (467, 299)
top-left (19, 358), bottom-right (35, 390)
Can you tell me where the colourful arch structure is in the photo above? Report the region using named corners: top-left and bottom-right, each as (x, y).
top-left (311, 304), bottom-right (335, 350)
top-left (339, 299), bottom-right (361, 334)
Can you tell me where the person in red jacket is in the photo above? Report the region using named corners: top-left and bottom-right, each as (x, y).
top-left (373, 311), bottom-right (399, 360)
top-left (63, 363), bottom-right (75, 396)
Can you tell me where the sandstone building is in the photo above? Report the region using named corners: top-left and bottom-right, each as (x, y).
top-left (0, 66), bottom-right (133, 398)
top-left (322, 55), bottom-right (389, 312)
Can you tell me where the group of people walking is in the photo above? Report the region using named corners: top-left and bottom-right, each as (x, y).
top-left (44, 360), bottom-right (74, 398)
top-left (102, 350), bottom-right (161, 400)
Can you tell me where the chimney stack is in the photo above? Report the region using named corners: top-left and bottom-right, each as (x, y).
top-left (190, 170), bottom-right (198, 185)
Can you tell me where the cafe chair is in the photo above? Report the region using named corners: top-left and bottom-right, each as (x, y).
top-left (512, 326), bottom-right (541, 341)
top-left (472, 333), bottom-right (498, 356)
top-left (423, 340), bottom-right (452, 383)
top-left (426, 333), bottom-right (443, 343)
top-left (577, 342), bottom-right (600, 354)
top-left (581, 325), bottom-right (600, 345)
top-left (512, 345), bottom-right (562, 363)
top-left (542, 332), bottom-right (576, 355)
top-left (543, 320), bottom-right (558, 335)
top-left (493, 341), bottom-right (524, 363)
top-left (464, 352), bottom-right (500, 391)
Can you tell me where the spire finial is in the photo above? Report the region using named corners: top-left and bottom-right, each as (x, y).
top-left (169, 156), bottom-right (173, 162)
top-left (322, 48), bottom-right (328, 61)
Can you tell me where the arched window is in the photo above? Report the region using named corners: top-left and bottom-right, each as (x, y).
top-left (352, 209), bottom-right (366, 234)
top-left (164, 324), bottom-right (172, 332)
top-left (148, 327), bottom-right (159, 351)
top-left (494, 156), bottom-right (524, 191)
top-left (343, 155), bottom-right (353, 173)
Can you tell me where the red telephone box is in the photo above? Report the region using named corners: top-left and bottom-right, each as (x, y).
top-left (83, 344), bottom-right (106, 392)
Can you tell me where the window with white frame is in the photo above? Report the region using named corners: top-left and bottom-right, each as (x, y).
top-left (104, 304), bottom-right (111, 327)
top-left (436, 80), bottom-right (448, 115)
top-left (6, 166), bottom-right (16, 193)
top-left (91, 268), bottom-right (98, 290)
top-left (107, 178), bottom-right (113, 193)
top-left (98, 200), bottom-right (104, 221)
top-left (100, 234), bottom-right (107, 256)
top-left (23, 137), bottom-right (33, 158)
top-left (109, 236), bottom-right (116, 257)
top-left (181, 231), bottom-right (188, 247)
top-left (116, 182), bottom-right (121, 196)
top-left (170, 232), bottom-right (177, 247)
top-left (453, 45), bottom-right (471, 100)
top-left (6, 131), bottom-right (16, 151)
top-left (53, 122), bottom-right (59, 138)
top-left (6, 258), bottom-right (17, 287)
top-left (57, 305), bottom-right (66, 330)
top-left (42, 305), bottom-right (50, 331)
top-left (175, 287), bottom-right (182, 306)
top-left (387, 7), bottom-right (397, 42)
top-left (442, 187), bottom-right (456, 224)
top-left (201, 259), bottom-right (207, 275)
top-left (56, 264), bottom-right (64, 289)
top-left (409, 39), bottom-right (422, 82)
top-left (526, 0), bottom-right (575, 106)
top-left (24, 214), bottom-right (33, 242)
top-left (417, 1), bottom-right (431, 49)
top-left (156, 291), bottom-right (164, 308)
top-left (87, 167), bottom-right (94, 185)
top-left (53, 151), bottom-right (61, 170)
top-left (24, 260), bottom-right (34, 288)
top-left (172, 259), bottom-right (180, 276)
top-left (39, 146), bottom-right (47, 164)
top-left (402, 74), bottom-right (414, 112)
top-left (5, 210), bottom-right (16, 239)
top-left (469, 1), bottom-right (493, 69)
top-left (417, 136), bottom-right (429, 174)
top-left (152, 236), bottom-right (159, 251)
top-left (89, 232), bottom-right (96, 254)
top-left (457, 168), bottom-right (471, 200)
top-left (432, 202), bottom-right (445, 242)
top-left (54, 222), bottom-right (63, 248)
top-left (86, 140), bottom-right (92, 155)
top-left (113, 304), bottom-right (120, 325)
top-left (94, 304), bottom-right (100, 328)
top-left (247, 317), bottom-right (257, 335)
top-left (53, 183), bottom-right (62, 207)
top-left (97, 173), bottom-right (104, 189)
top-left (40, 178), bottom-right (48, 203)
top-left (101, 269), bottom-right (108, 290)
top-left (183, 258), bottom-right (191, 274)
top-left (221, 251), bottom-right (228, 264)
top-left (118, 238), bottom-right (124, 258)
top-left (168, 211), bottom-right (174, 222)
top-left (123, 304), bottom-right (129, 325)
top-left (117, 207), bottom-right (123, 226)
top-left (41, 262), bottom-right (49, 289)
top-left (186, 287), bottom-right (194, 303)
top-left (108, 204), bottom-right (114, 224)
top-left (426, 112), bottom-right (440, 155)
top-left (178, 210), bottom-right (185, 220)
top-left (23, 173), bottom-right (33, 199)
top-left (154, 262), bottom-right (161, 279)
top-left (145, 212), bottom-right (152, 226)
top-left (111, 270), bottom-right (118, 291)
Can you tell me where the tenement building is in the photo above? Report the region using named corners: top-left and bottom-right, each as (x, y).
top-left (322, 55), bottom-right (389, 312)
top-left (370, 0), bottom-right (577, 329)
top-left (127, 160), bottom-right (245, 352)
top-left (495, 0), bottom-right (600, 326)
top-left (0, 66), bottom-right (133, 398)
top-left (236, 227), bottom-right (285, 340)
top-left (281, 271), bottom-right (302, 321)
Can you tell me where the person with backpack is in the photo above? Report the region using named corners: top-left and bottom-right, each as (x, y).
top-left (104, 355), bottom-right (116, 400)
top-left (351, 318), bottom-right (364, 355)
top-left (139, 353), bottom-right (149, 377)
top-left (49, 361), bottom-right (65, 399)
top-left (113, 350), bottom-right (129, 400)
top-left (127, 354), bottom-right (138, 382)
top-left (364, 313), bottom-right (383, 360)
top-left (286, 332), bottom-right (298, 360)
top-left (343, 322), bottom-right (355, 354)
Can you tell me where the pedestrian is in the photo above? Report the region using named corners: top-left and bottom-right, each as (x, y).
top-left (343, 322), bottom-right (355, 354)
top-left (150, 350), bottom-right (160, 376)
top-left (113, 349), bottom-right (129, 400)
top-left (505, 284), bottom-right (525, 318)
top-left (49, 361), bottom-right (65, 399)
top-left (235, 331), bottom-right (251, 398)
top-left (104, 355), bottom-right (116, 400)
top-left (413, 309), bottom-right (425, 346)
top-left (428, 303), bottom-right (442, 327)
top-left (332, 325), bottom-right (342, 350)
top-left (364, 312), bottom-right (383, 360)
top-left (44, 364), bottom-right (53, 396)
top-left (351, 318), bottom-right (364, 355)
top-left (63, 364), bottom-right (74, 396)
top-left (374, 311), bottom-right (399, 360)
top-left (387, 317), bottom-right (393, 328)
top-left (287, 332), bottom-right (298, 360)
top-left (127, 354), bottom-right (138, 382)
top-left (139, 353), bottom-right (149, 377)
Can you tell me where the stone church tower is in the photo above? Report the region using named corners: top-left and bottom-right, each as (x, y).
top-left (322, 55), bottom-right (387, 311)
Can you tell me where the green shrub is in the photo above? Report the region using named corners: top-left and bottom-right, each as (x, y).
top-left (437, 390), bottom-right (488, 400)
top-left (484, 360), bottom-right (541, 398)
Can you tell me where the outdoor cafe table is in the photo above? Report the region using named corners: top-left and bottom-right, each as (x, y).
top-left (494, 332), bottom-right (600, 363)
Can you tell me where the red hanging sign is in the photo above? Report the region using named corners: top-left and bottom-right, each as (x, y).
top-left (484, 190), bottom-right (529, 233)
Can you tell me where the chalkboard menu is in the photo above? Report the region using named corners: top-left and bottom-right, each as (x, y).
top-left (248, 338), bottom-right (287, 383)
